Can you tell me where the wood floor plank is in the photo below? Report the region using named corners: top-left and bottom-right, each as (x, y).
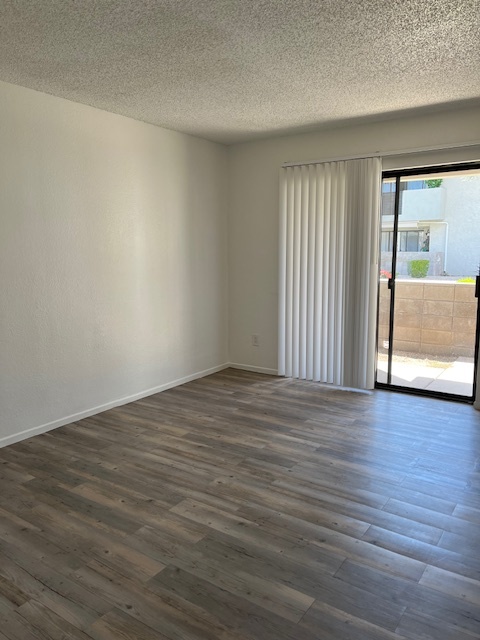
top-left (300, 599), bottom-right (410, 640)
top-left (128, 527), bottom-right (315, 623)
top-left (383, 497), bottom-right (480, 538)
top-left (395, 609), bottom-right (479, 640)
top-left (419, 565), bottom-right (480, 607)
top-left (21, 502), bottom-right (166, 582)
top-left (0, 369), bottom-right (479, 639)
top-left (438, 529), bottom-right (480, 560)
top-left (88, 608), bottom-right (170, 640)
top-left (150, 565), bottom-right (320, 640)
top-left (0, 553), bottom-right (109, 632)
top-left (211, 475), bottom-right (374, 538)
top-left (74, 560), bottom-right (248, 640)
top-left (336, 559), bottom-right (480, 637)
top-left (193, 531), bottom-right (405, 631)
top-left (361, 524), bottom-right (480, 580)
top-left (17, 600), bottom-right (95, 640)
top-left (171, 497), bottom-right (428, 582)
top-left (0, 609), bottom-right (53, 640)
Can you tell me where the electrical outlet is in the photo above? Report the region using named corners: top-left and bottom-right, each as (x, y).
top-left (252, 334), bottom-right (260, 347)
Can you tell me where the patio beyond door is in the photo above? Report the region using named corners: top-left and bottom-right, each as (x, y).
top-left (375, 163), bottom-right (480, 401)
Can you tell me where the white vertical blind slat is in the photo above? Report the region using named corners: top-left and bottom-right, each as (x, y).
top-left (329, 164), bottom-right (339, 384)
top-left (278, 170), bottom-right (287, 376)
top-left (335, 167), bottom-right (346, 385)
top-left (321, 164), bottom-right (331, 383)
top-left (366, 159), bottom-right (382, 388)
top-left (292, 167), bottom-right (301, 379)
top-left (299, 166), bottom-right (309, 379)
top-left (313, 164), bottom-right (324, 382)
top-left (285, 168), bottom-right (295, 377)
top-left (306, 165), bottom-right (316, 381)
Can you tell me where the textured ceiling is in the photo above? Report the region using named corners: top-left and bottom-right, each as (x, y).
top-left (0, 0), bottom-right (479, 144)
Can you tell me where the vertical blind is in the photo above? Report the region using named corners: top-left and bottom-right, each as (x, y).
top-left (278, 157), bottom-right (382, 390)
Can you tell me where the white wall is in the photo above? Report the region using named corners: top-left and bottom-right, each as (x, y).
top-left (0, 81), bottom-right (228, 446)
top-left (443, 176), bottom-right (480, 276)
top-left (227, 107), bottom-right (480, 402)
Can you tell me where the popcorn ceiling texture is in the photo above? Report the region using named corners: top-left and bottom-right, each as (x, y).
top-left (0, 0), bottom-right (479, 144)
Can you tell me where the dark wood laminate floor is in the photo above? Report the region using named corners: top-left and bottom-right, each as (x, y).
top-left (0, 369), bottom-right (480, 640)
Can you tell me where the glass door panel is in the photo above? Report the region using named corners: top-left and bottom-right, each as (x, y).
top-left (376, 178), bottom-right (396, 384)
top-left (376, 165), bottom-right (480, 400)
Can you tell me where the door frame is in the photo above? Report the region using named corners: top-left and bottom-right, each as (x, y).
top-left (375, 161), bottom-right (480, 404)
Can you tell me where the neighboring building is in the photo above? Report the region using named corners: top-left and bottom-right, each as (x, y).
top-left (380, 175), bottom-right (480, 277)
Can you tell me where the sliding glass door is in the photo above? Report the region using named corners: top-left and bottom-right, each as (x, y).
top-left (376, 162), bottom-right (480, 401)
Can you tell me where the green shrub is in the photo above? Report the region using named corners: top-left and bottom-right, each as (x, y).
top-left (457, 276), bottom-right (475, 283)
top-left (408, 259), bottom-right (429, 278)
top-left (425, 178), bottom-right (443, 188)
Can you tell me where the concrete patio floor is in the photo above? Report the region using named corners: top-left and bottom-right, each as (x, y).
top-left (376, 354), bottom-right (475, 396)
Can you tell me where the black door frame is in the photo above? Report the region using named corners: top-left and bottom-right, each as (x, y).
top-left (375, 161), bottom-right (480, 404)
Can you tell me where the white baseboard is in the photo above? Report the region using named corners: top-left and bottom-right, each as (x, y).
top-left (1, 363), bottom-right (410, 450)
top-left (228, 362), bottom-right (278, 376)
top-left (0, 363), bottom-right (230, 449)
